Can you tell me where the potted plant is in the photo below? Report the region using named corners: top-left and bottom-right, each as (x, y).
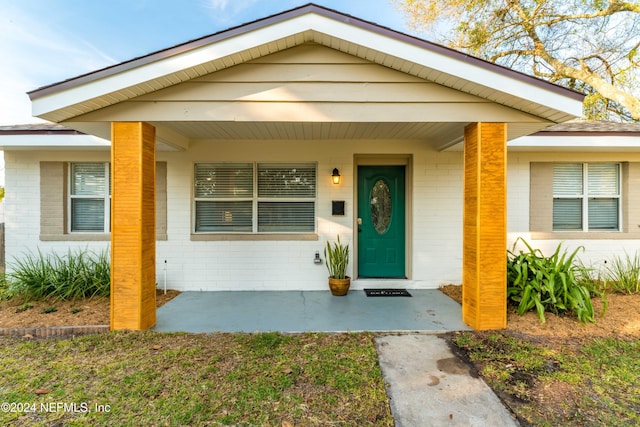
top-left (325, 236), bottom-right (350, 296)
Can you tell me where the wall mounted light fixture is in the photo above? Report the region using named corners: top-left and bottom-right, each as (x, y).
top-left (332, 168), bottom-right (341, 184)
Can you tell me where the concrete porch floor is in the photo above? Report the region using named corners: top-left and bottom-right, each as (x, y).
top-left (154, 289), bottom-right (471, 333)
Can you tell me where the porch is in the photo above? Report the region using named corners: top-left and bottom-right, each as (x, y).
top-left (26, 5), bottom-right (584, 332)
top-left (154, 289), bottom-right (470, 333)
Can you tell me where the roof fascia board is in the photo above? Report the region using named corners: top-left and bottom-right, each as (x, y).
top-left (537, 131), bottom-right (640, 137)
top-left (509, 134), bottom-right (640, 148)
top-left (0, 134), bottom-right (110, 150)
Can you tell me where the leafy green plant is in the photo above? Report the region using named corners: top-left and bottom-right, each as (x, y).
top-left (41, 306), bottom-right (58, 314)
top-left (603, 251), bottom-right (640, 294)
top-left (507, 238), bottom-right (598, 324)
top-left (324, 236), bottom-right (350, 279)
top-left (70, 307), bottom-right (83, 314)
top-left (4, 248), bottom-right (110, 301)
top-left (15, 303), bottom-right (34, 313)
top-left (573, 260), bottom-right (608, 315)
top-left (0, 275), bottom-right (12, 300)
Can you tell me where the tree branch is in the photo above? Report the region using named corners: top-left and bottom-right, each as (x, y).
top-left (505, 0), bottom-right (640, 119)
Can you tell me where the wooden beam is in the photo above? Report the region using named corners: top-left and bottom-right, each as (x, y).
top-left (110, 122), bottom-right (156, 330)
top-left (463, 122), bottom-right (507, 330)
top-left (73, 100), bottom-right (543, 123)
top-left (156, 125), bottom-right (190, 151)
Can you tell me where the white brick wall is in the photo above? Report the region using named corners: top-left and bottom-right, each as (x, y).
top-left (4, 151), bottom-right (112, 265)
top-left (412, 150), bottom-right (463, 286)
top-left (508, 152), bottom-right (640, 267)
top-left (5, 145), bottom-right (640, 291)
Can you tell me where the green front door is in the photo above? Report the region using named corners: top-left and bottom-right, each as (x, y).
top-left (357, 166), bottom-right (406, 278)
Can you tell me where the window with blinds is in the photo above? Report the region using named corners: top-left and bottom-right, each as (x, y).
top-left (553, 163), bottom-right (620, 231)
top-left (194, 163), bottom-right (253, 232)
top-left (69, 163), bottom-right (110, 232)
top-left (194, 162), bottom-right (316, 233)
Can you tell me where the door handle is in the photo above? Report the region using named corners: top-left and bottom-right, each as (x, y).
top-left (357, 218), bottom-right (363, 225)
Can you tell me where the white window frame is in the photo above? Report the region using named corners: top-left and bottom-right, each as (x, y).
top-left (552, 162), bottom-right (621, 232)
top-left (193, 162), bottom-right (317, 234)
top-left (68, 162), bottom-right (111, 233)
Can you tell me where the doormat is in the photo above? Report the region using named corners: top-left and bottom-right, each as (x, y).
top-left (364, 288), bottom-right (412, 297)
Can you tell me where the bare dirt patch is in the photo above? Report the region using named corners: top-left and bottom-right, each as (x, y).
top-left (439, 284), bottom-right (640, 341)
top-left (439, 284), bottom-right (640, 426)
top-left (0, 289), bottom-right (180, 328)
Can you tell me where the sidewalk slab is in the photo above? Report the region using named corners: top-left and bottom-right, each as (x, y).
top-left (376, 334), bottom-right (519, 427)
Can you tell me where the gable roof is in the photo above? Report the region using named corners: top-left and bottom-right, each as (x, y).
top-left (29, 3), bottom-right (583, 129)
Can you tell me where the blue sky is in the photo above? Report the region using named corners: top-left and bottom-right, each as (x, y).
top-left (0, 0), bottom-right (416, 125)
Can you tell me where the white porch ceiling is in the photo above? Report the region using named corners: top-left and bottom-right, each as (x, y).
top-left (62, 121), bottom-right (546, 152)
top-left (152, 121), bottom-right (545, 150)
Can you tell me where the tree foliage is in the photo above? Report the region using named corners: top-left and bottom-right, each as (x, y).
top-left (395, 0), bottom-right (640, 121)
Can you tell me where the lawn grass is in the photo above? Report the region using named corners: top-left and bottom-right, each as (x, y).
top-left (450, 332), bottom-right (640, 427)
top-left (4, 327), bottom-right (638, 426)
top-left (0, 331), bottom-right (393, 426)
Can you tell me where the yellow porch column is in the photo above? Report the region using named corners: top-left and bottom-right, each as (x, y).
top-left (462, 122), bottom-right (507, 330)
top-left (110, 122), bottom-right (156, 330)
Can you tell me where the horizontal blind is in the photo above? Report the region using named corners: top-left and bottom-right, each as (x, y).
top-left (195, 201), bottom-right (252, 232)
top-left (71, 163), bottom-right (106, 196)
top-left (588, 164), bottom-right (619, 196)
top-left (553, 163), bottom-right (583, 195)
top-left (193, 162), bottom-right (317, 233)
top-left (71, 199), bottom-right (105, 232)
top-left (195, 163), bottom-right (253, 198)
top-left (257, 163), bottom-right (316, 198)
top-left (588, 199), bottom-right (619, 230)
top-left (553, 198), bottom-right (582, 230)
top-left (258, 202), bottom-right (315, 232)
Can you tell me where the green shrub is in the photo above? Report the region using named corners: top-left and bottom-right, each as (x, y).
top-left (507, 238), bottom-right (599, 324)
top-left (603, 251), bottom-right (640, 294)
top-left (4, 248), bottom-right (110, 301)
top-left (15, 303), bottom-right (34, 313)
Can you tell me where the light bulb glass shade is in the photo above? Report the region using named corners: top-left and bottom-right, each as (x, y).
top-left (331, 168), bottom-right (341, 184)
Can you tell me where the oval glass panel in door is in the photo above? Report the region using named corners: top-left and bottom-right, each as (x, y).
top-left (370, 179), bottom-right (391, 234)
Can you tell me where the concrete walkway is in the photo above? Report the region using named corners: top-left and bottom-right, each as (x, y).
top-left (376, 334), bottom-right (520, 426)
